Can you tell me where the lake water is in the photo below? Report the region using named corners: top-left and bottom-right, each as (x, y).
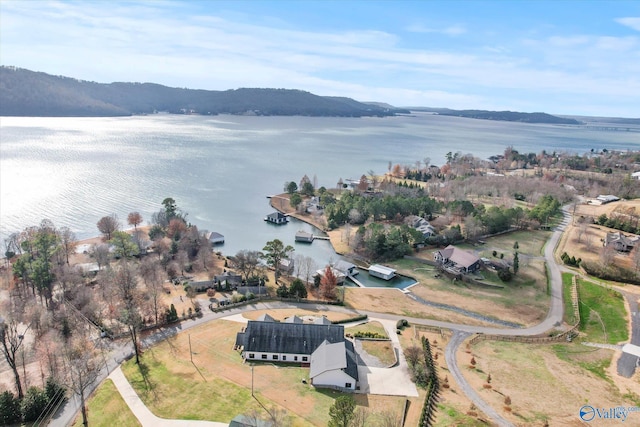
top-left (1, 113), bottom-right (638, 269)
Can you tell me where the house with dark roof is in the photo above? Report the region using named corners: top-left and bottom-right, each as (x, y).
top-left (264, 212), bottom-right (289, 224)
top-left (256, 313), bottom-right (276, 322)
top-left (309, 340), bottom-right (359, 391)
top-left (284, 315), bottom-right (304, 324)
top-left (215, 271), bottom-right (243, 287)
top-left (434, 245), bottom-right (482, 273)
top-left (313, 316), bottom-right (332, 325)
top-left (235, 320), bottom-right (359, 391)
top-left (604, 232), bottom-right (639, 252)
top-left (334, 260), bottom-right (358, 276)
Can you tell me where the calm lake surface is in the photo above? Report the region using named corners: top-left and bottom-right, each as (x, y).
top-left (1, 113), bottom-right (638, 267)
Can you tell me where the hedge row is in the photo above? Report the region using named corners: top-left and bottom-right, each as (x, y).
top-left (332, 314), bottom-right (368, 324)
top-left (418, 337), bottom-right (440, 427)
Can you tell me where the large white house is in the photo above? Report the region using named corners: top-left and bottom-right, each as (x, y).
top-left (235, 320), bottom-right (359, 391)
top-left (309, 340), bottom-right (359, 391)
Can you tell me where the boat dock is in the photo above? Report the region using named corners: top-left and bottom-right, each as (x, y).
top-left (347, 274), bottom-right (365, 287)
top-left (312, 235), bottom-right (330, 241)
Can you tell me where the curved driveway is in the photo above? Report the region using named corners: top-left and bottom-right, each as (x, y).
top-left (52, 210), bottom-right (573, 427)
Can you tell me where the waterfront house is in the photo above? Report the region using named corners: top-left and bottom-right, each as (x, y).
top-left (369, 264), bottom-right (397, 280)
top-left (315, 266), bottom-right (347, 284)
top-left (434, 245), bottom-right (482, 273)
top-left (264, 212), bottom-right (289, 224)
top-left (334, 260), bottom-right (358, 276)
top-left (215, 271), bottom-right (243, 287)
top-left (278, 258), bottom-right (294, 275)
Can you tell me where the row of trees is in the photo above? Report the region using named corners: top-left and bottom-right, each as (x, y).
top-left (324, 190), bottom-right (441, 229)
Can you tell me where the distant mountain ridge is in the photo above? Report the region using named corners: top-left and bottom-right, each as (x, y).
top-left (411, 107), bottom-right (581, 125)
top-left (0, 66), bottom-right (409, 117)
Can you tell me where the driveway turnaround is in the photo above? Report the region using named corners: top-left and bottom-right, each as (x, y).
top-left (357, 318), bottom-right (419, 397)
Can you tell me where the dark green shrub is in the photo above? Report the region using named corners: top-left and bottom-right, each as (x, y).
top-left (21, 386), bottom-right (48, 422)
top-left (0, 390), bottom-right (20, 425)
top-left (498, 268), bottom-right (513, 282)
top-left (45, 376), bottom-right (67, 409)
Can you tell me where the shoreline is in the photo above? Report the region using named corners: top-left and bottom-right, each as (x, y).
top-left (268, 192), bottom-right (351, 255)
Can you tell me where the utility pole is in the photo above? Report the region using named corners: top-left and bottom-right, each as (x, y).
top-left (189, 334), bottom-right (193, 363)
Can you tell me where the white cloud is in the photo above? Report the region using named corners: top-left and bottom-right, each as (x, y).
top-left (1, 1), bottom-right (639, 116)
top-left (405, 23), bottom-right (466, 36)
top-left (616, 17), bottom-right (640, 31)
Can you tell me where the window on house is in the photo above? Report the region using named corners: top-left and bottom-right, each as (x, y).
top-left (294, 356), bottom-right (298, 361)
top-left (273, 355), bottom-right (278, 360)
top-left (282, 355), bottom-right (286, 361)
top-left (261, 354), bottom-right (267, 359)
top-left (345, 383), bottom-right (352, 388)
top-left (249, 354), bottom-right (255, 359)
top-left (302, 356), bottom-right (308, 362)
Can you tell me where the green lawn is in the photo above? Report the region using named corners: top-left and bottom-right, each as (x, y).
top-left (435, 403), bottom-right (487, 427)
top-left (562, 273), bottom-right (577, 325)
top-left (552, 344), bottom-right (612, 382)
top-left (71, 379), bottom-right (141, 427)
top-left (577, 278), bottom-right (628, 344)
top-left (121, 348), bottom-right (266, 423)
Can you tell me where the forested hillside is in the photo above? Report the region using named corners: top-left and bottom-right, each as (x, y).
top-left (0, 66), bottom-right (408, 117)
top-left (412, 107), bottom-right (581, 124)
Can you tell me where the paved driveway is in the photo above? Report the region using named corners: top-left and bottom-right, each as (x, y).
top-left (356, 318), bottom-right (418, 397)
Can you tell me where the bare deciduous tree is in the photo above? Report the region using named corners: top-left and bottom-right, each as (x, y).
top-left (64, 328), bottom-right (102, 427)
top-left (139, 257), bottom-right (165, 325)
top-left (298, 256), bottom-right (317, 286)
top-left (96, 214), bottom-right (120, 240)
top-left (127, 211), bottom-right (143, 232)
top-left (114, 261), bottom-right (143, 364)
top-left (0, 297), bottom-right (30, 398)
top-left (233, 250), bottom-right (262, 282)
top-left (91, 243), bottom-right (111, 270)
top-left (57, 226), bottom-right (77, 265)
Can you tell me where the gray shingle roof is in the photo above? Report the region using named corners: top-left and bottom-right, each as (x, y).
top-left (239, 321), bottom-right (345, 355)
top-left (309, 340), bottom-right (358, 382)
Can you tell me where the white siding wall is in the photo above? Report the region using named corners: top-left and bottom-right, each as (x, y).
top-left (312, 369), bottom-right (356, 390)
top-left (244, 351), bottom-right (310, 363)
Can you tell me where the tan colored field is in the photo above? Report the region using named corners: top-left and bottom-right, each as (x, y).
top-left (344, 287), bottom-right (505, 328)
top-left (460, 340), bottom-right (640, 426)
top-left (558, 199), bottom-right (640, 273)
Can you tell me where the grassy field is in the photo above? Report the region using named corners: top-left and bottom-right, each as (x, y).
top-left (71, 379), bottom-right (141, 427)
top-left (434, 403), bottom-right (487, 427)
top-left (576, 277), bottom-right (628, 344)
top-left (465, 340), bottom-right (634, 425)
top-left (117, 318), bottom-right (416, 426)
top-left (561, 273), bottom-right (577, 325)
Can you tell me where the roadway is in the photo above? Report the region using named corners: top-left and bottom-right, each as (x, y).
top-left (49, 206), bottom-right (621, 427)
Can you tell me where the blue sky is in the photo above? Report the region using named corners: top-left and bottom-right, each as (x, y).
top-left (1, 0), bottom-right (639, 117)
